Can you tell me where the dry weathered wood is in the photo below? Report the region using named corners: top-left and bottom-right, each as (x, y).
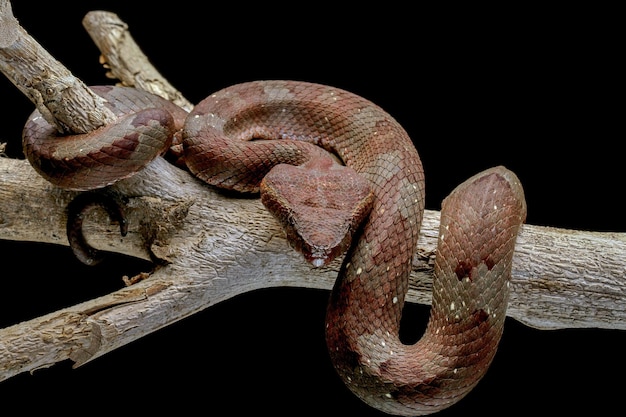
top-left (0, 0), bottom-right (115, 134)
top-left (1, 154), bottom-right (626, 381)
top-left (82, 10), bottom-right (193, 112)
top-left (1, 3), bottom-right (625, 386)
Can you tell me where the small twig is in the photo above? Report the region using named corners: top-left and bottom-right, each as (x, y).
top-left (82, 10), bottom-right (194, 112)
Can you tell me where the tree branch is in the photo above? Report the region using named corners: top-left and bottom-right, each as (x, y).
top-left (1, 152), bottom-right (626, 381)
top-left (0, 0), bottom-right (115, 134)
top-left (81, 10), bottom-right (194, 112)
top-left (1, 4), bottom-right (625, 387)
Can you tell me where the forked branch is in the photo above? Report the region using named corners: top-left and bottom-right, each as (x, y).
top-left (0, 3), bottom-right (624, 383)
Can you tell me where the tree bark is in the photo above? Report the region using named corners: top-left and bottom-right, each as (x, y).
top-left (0, 1), bottom-right (115, 134)
top-left (1, 3), bottom-right (624, 388)
top-left (81, 10), bottom-right (194, 112)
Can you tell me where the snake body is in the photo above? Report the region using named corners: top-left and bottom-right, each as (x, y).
top-left (182, 81), bottom-right (526, 415)
top-left (24, 80), bottom-right (526, 415)
top-left (65, 191), bottom-right (127, 265)
top-left (22, 85), bottom-right (187, 191)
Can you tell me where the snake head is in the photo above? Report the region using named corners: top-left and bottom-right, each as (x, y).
top-left (260, 156), bottom-right (374, 268)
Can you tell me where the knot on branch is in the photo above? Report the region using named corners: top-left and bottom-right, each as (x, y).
top-left (128, 196), bottom-right (192, 264)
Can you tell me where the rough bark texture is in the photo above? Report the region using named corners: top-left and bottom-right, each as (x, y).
top-left (1, 153), bottom-right (625, 382)
top-left (0, 2), bottom-right (115, 134)
top-left (0, 4), bottom-right (624, 408)
top-left (81, 10), bottom-right (193, 112)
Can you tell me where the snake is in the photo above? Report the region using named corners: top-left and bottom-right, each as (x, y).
top-left (22, 85), bottom-right (188, 191)
top-left (23, 85), bottom-right (188, 264)
top-left (65, 191), bottom-right (128, 266)
top-left (23, 80), bottom-right (526, 415)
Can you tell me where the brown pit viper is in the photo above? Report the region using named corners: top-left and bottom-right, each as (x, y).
top-left (22, 80), bottom-right (527, 416)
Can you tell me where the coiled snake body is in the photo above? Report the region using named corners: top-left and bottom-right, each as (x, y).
top-left (23, 80), bottom-right (526, 415)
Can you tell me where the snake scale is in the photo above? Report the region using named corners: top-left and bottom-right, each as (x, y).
top-left (22, 80), bottom-right (526, 416)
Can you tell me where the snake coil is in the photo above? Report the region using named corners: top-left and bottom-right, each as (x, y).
top-left (23, 81), bottom-right (526, 416)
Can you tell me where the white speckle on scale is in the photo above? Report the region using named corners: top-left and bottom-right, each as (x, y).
top-left (356, 267), bottom-right (362, 275)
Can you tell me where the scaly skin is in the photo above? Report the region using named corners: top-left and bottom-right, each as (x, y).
top-left (22, 85), bottom-right (187, 191)
top-left (182, 80), bottom-right (527, 415)
top-left (24, 80), bottom-right (526, 415)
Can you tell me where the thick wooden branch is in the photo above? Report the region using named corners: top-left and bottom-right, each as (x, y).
top-left (1, 4), bottom-right (624, 389)
top-left (1, 153), bottom-right (626, 381)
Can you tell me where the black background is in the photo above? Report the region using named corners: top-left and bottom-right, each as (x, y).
top-left (1, 2), bottom-right (623, 415)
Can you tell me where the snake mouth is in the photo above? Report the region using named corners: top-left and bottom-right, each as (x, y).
top-left (286, 224), bottom-right (346, 268)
